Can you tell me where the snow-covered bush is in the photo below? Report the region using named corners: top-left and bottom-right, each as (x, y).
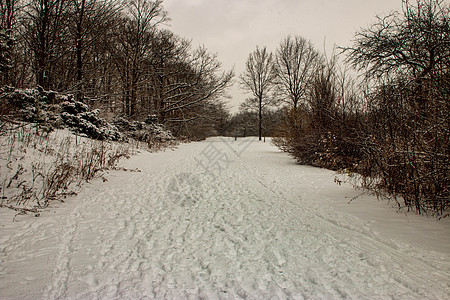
top-left (60, 101), bottom-right (123, 141)
top-left (1, 85), bottom-right (177, 151)
top-left (0, 86), bottom-right (63, 126)
top-left (113, 117), bottom-right (175, 143)
top-left (0, 86), bottom-right (124, 141)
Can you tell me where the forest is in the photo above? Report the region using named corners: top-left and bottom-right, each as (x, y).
top-left (0, 0), bottom-right (234, 139)
top-left (1, 0), bottom-right (449, 216)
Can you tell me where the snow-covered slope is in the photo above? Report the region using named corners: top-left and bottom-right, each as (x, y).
top-left (1, 137), bottom-right (449, 299)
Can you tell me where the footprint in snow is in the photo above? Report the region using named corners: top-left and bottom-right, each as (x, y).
top-left (83, 272), bottom-right (99, 288)
top-left (167, 173), bottom-right (201, 208)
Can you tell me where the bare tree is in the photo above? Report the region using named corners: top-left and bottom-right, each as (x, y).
top-left (0, 27), bottom-right (14, 83)
top-left (274, 35), bottom-right (319, 109)
top-left (342, 0), bottom-right (450, 216)
top-left (240, 46), bottom-right (277, 140)
top-left (1, 0), bottom-right (235, 141)
top-left (0, 0), bottom-right (21, 80)
top-left (161, 46), bottom-right (234, 123)
top-left (146, 29), bottom-right (191, 121)
top-left (110, 0), bottom-right (168, 117)
top-left (67, 0), bottom-right (120, 100)
top-left (308, 57), bottom-right (337, 128)
top-left (24, 0), bottom-right (71, 89)
top-left (1, 0), bottom-right (32, 87)
top-left (1, 0), bottom-right (21, 30)
top-left (342, 0), bottom-right (449, 83)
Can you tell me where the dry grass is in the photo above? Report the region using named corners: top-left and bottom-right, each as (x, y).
top-left (0, 122), bottom-right (137, 213)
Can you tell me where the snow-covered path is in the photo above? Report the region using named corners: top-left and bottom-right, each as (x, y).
top-left (1, 137), bottom-right (449, 299)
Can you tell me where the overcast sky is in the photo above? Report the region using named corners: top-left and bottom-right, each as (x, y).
top-left (162, 0), bottom-right (403, 112)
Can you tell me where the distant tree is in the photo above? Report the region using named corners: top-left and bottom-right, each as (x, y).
top-left (240, 46), bottom-right (277, 140)
top-left (212, 101), bottom-right (232, 136)
top-left (227, 110), bottom-right (258, 138)
top-left (274, 35), bottom-right (319, 109)
top-left (308, 56), bottom-right (338, 129)
top-left (171, 99), bottom-right (231, 140)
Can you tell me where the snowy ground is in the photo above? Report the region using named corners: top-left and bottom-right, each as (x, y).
top-left (1, 137), bottom-right (449, 299)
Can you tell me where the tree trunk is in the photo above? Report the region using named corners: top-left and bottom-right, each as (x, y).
top-left (75, 0), bottom-right (85, 101)
top-left (258, 95), bottom-right (262, 141)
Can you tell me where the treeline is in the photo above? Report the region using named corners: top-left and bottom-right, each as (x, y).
top-left (0, 0), bottom-right (233, 139)
top-left (242, 0), bottom-right (449, 216)
top-left (218, 109), bottom-right (283, 138)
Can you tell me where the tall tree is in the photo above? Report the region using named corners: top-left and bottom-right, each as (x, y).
top-left (0, 29), bottom-right (13, 82)
top-left (343, 0), bottom-right (449, 82)
top-left (146, 29), bottom-right (191, 122)
top-left (1, 0), bottom-right (20, 30)
top-left (274, 35), bottom-right (319, 109)
top-left (67, 0), bottom-right (120, 100)
top-left (110, 0), bottom-right (168, 117)
top-left (25, 0), bottom-right (71, 89)
top-left (240, 46), bottom-right (277, 140)
top-left (0, 0), bottom-right (21, 85)
top-left (161, 46), bottom-right (234, 123)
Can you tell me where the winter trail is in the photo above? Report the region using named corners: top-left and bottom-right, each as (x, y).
top-left (1, 137), bottom-right (449, 299)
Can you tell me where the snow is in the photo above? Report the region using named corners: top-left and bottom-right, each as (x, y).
top-left (1, 137), bottom-right (449, 299)
top-left (0, 126), bottom-right (134, 211)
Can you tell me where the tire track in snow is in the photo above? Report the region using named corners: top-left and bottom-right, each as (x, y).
top-left (42, 188), bottom-right (107, 299)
